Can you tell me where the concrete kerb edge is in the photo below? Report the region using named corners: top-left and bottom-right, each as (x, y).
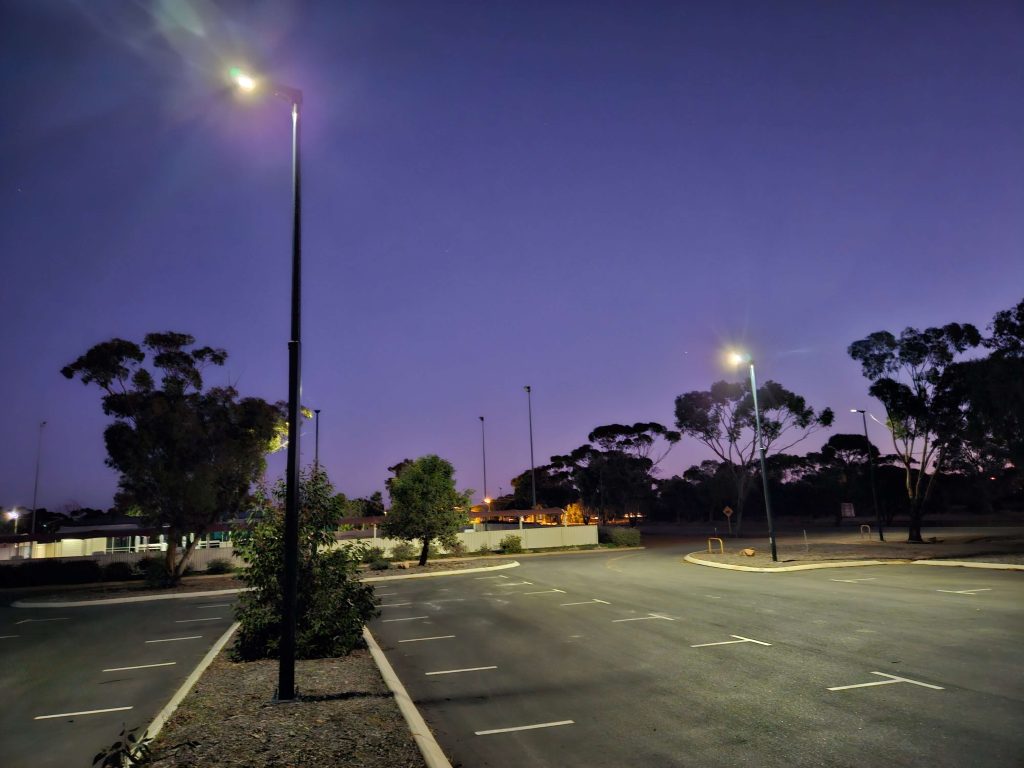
top-left (683, 553), bottom-right (902, 572)
top-left (12, 587), bottom-right (249, 608)
top-left (143, 621), bottom-right (240, 745)
top-left (911, 559), bottom-right (1024, 571)
top-left (362, 560), bottom-right (520, 582)
top-left (363, 626), bottom-right (452, 768)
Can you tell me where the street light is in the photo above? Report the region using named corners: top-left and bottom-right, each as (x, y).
top-left (30, 420), bottom-right (46, 558)
top-left (231, 66), bottom-right (304, 702)
top-left (314, 409), bottom-right (321, 470)
top-left (851, 409), bottom-right (884, 542)
top-left (728, 351), bottom-right (778, 562)
top-left (524, 386), bottom-right (537, 512)
top-left (479, 417), bottom-right (487, 501)
top-left (6, 509), bottom-right (19, 534)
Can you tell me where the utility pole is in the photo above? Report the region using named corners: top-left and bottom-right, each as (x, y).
top-left (524, 386), bottom-right (537, 511)
top-left (30, 420), bottom-right (46, 558)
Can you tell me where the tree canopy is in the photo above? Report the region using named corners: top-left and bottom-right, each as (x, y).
top-left (674, 378), bottom-right (833, 533)
top-left (382, 455), bottom-right (471, 566)
top-left (62, 332), bottom-right (284, 581)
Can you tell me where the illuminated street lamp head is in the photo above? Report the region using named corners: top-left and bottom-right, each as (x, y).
top-left (851, 408), bottom-right (864, 414)
top-left (728, 351), bottom-right (751, 367)
top-left (6, 509), bottom-right (19, 521)
top-left (484, 497), bottom-right (492, 505)
top-left (230, 67), bottom-right (257, 92)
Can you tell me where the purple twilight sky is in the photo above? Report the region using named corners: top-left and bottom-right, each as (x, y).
top-left (1, 1), bottom-right (1022, 512)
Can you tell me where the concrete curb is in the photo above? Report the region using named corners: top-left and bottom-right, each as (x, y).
top-left (145, 621), bottom-right (240, 742)
top-left (13, 588), bottom-right (248, 609)
top-left (683, 554), bottom-right (902, 572)
top-left (684, 553), bottom-right (1024, 572)
top-left (363, 560), bottom-right (519, 582)
top-left (363, 626), bottom-right (452, 768)
top-left (912, 559), bottom-right (1024, 571)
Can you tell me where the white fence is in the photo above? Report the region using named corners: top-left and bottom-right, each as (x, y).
top-left (336, 524), bottom-right (598, 557)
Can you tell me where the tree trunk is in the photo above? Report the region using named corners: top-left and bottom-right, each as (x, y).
top-left (418, 538), bottom-right (430, 567)
top-left (164, 536), bottom-right (178, 585)
top-left (173, 533), bottom-right (203, 581)
top-left (907, 502), bottom-right (924, 543)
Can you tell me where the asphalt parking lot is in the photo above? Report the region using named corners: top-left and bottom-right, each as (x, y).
top-left (369, 550), bottom-right (1024, 768)
top-left (0, 593), bottom-right (238, 768)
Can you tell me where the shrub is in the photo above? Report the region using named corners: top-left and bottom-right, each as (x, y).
top-left (135, 556), bottom-right (172, 587)
top-left (368, 559), bottom-right (390, 571)
top-left (599, 527), bottom-right (642, 547)
top-left (361, 546), bottom-right (386, 564)
top-left (445, 540), bottom-right (466, 557)
top-left (389, 541), bottom-right (417, 561)
top-left (102, 561), bottom-right (137, 582)
top-left (0, 558), bottom-right (104, 588)
top-left (476, 542), bottom-right (492, 555)
top-left (232, 470), bottom-right (378, 661)
top-left (498, 534), bottom-right (523, 554)
top-left (204, 558), bottom-right (234, 575)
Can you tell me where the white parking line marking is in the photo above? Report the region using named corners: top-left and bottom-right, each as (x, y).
top-left (382, 616), bottom-right (428, 622)
top-left (475, 720), bottom-right (574, 736)
top-left (524, 589), bottom-right (566, 595)
top-left (593, 599), bottom-right (610, 604)
top-left (705, 595), bottom-right (722, 599)
top-left (15, 618), bottom-right (69, 625)
top-left (35, 706), bottom-right (133, 720)
top-left (828, 672), bottom-right (944, 692)
top-left (0, 635), bottom-right (20, 639)
top-left (174, 617), bottom-right (223, 623)
top-left (103, 662), bottom-right (178, 672)
top-left (612, 613), bottom-right (675, 623)
top-left (691, 635), bottom-right (772, 648)
top-left (398, 635), bottom-right (456, 643)
top-left (496, 581), bottom-right (533, 586)
top-left (830, 578), bottom-right (877, 584)
top-left (381, 602), bottom-right (414, 607)
top-left (561, 600), bottom-right (601, 606)
top-left (376, 592), bottom-right (398, 596)
top-left (425, 666), bottom-right (497, 676)
top-left (146, 636), bottom-right (203, 643)
top-left (475, 576), bottom-right (506, 580)
top-left (936, 588), bottom-right (992, 595)
top-left (196, 603), bottom-right (231, 608)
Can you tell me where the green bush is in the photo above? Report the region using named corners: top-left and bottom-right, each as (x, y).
top-left (0, 558), bottom-right (104, 588)
top-left (134, 556), bottom-right (172, 587)
top-left (204, 558), bottom-right (234, 575)
top-left (599, 527), bottom-right (642, 547)
top-left (232, 470), bottom-right (378, 661)
top-left (476, 542), bottom-right (492, 555)
top-left (368, 559), bottom-right (390, 571)
top-left (498, 534), bottom-right (523, 554)
top-left (101, 561), bottom-right (137, 582)
top-left (389, 541), bottom-right (417, 561)
top-left (361, 546), bottom-right (386, 564)
top-left (445, 540), bottom-right (466, 557)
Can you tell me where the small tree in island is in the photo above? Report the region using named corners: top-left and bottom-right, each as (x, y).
top-left (61, 332), bottom-right (284, 583)
top-left (383, 454), bottom-right (471, 566)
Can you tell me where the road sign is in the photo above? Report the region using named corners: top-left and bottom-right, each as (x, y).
top-left (841, 503), bottom-right (855, 518)
top-left (722, 506), bottom-right (733, 518)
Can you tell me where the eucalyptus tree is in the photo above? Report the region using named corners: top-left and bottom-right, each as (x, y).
top-left (62, 332), bottom-right (284, 582)
top-left (674, 379), bottom-right (834, 534)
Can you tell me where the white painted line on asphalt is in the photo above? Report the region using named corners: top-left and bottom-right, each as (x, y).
top-left (496, 581), bottom-right (533, 586)
top-left (196, 603), bottom-right (231, 608)
top-left (0, 634), bottom-right (20, 639)
top-left (381, 602), bottom-right (414, 607)
top-left (561, 600), bottom-right (601, 606)
top-left (593, 599), bottom-right (610, 604)
top-left (475, 720), bottom-right (574, 736)
top-left (174, 617), bottom-right (223, 623)
top-left (705, 595), bottom-right (722, 599)
top-left (524, 589), bottom-right (566, 595)
top-left (828, 672), bottom-right (944, 692)
top-left (425, 666), bottom-right (497, 676)
top-left (830, 578), bottom-right (877, 584)
top-left (15, 617), bottom-right (69, 625)
top-left (612, 613), bottom-right (675, 623)
top-left (376, 592), bottom-right (399, 596)
top-left (399, 635), bottom-right (456, 643)
top-left (691, 635), bottom-right (772, 648)
top-left (103, 662), bottom-right (178, 672)
top-left (382, 616), bottom-right (428, 622)
top-left (936, 588), bottom-right (992, 595)
top-left (474, 576), bottom-right (506, 580)
top-left (145, 636), bottom-right (203, 643)
top-left (35, 706), bottom-right (133, 720)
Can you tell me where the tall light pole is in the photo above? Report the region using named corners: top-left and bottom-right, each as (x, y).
top-left (7, 510), bottom-right (20, 534)
top-left (314, 409), bottom-right (321, 470)
top-left (524, 386), bottom-right (537, 511)
top-left (479, 416), bottom-right (488, 502)
top-left (851, 409), bottom-right (884, 542)
top-left (29, 420), bottom-right (46, 558)
top-left (729, 352), bottom-right (777, 562)
top-left (232, 68), bottom-right (303, 701)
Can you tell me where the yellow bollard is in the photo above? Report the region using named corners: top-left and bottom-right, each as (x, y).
top-left (707, 537), bottom-right (724, 554)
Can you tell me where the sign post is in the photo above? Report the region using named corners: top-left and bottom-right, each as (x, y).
top-left (722, 506), bottom-right (734, 535)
